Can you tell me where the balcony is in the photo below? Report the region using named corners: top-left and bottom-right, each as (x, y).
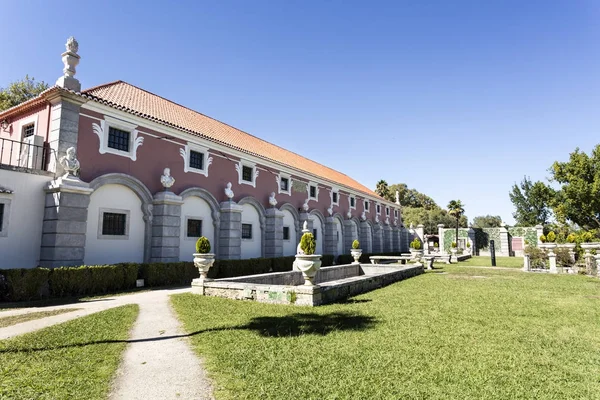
top-left (0, 137), bottom-right (53, 174)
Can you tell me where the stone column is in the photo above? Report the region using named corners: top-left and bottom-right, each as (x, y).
top-left (437, 224), bottom-right (445, 254)
top-left (468, 227), bottom-right (476, 255)
top-left (40, 177), bottom-right (93, 268)
top-left (218, 201), bottom-right (243, 259)
top-left (595, 254), bottom-right (600, 278)
top-left (416, 224), bottom-right (425, 247)
top-left (585, 251), bottom-right (594, 275)
top-left (264, 208), bottom-right (284, 258)
top-left (548, 248), bottom-right (557, 274)
top-left (359, 221), bottom-right (372, 253)
top-left (372, 224), bottom-right (383, 253)
top-left (150, 191), bottom-right (183, 263)
top-left (46, 95), bottom-right (85, 177)
top-left (522, 254), bottom-right (530, 272)
top-left (499, 226), bottom-right (510, 256)
top-left (382, 224), bottom-right (392, 252)
top-left (392, 226), bottom-right (400, 252)
top-left (323, 217), bottom-right (337, 255)
top-left (535, 224), bottom-right (544, 246)
top-left (343, 220), bottom-right (357, 253)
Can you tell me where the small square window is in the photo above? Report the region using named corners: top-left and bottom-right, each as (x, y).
top-left (102, 212), bottom-right (127, 236)
top-left (22, 124), bottom-right (35, 138)
top-left (242, 166), bottom-right (253, 182)
top-left (310, 185), bottom-right (317, 199)
top-left (283, 226), bottom-right (290, 241)
top-left (108, 127), bottom-right (130, 152)
top-left (0, 203), bottom-right (4, 232)
top-left (365, 201), bottom-right (370, 211)
top-left (187, 219), bottom-right (203, 237)
top-left (332, 192), bottom-right (338, 204)
top-left (350, 197), bottom-right (355, 208)
top-left (189, 150), bottom-right (204, 170)
top-left (281, 177), bottom-right (289, 192)
top-left (312, 228), bottom-right (318, 241)
top-left (242, 223), bottom-right (252, 239)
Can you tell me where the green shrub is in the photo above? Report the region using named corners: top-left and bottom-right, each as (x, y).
top-left (321, 255), bottom-right (335, 267)
top-left (300, 232), bottom-right (316, 255)
top-left (466, 242), bottom-right (471, 248)
top-left (555, 248), bottom-right (573, 267)
top-left (195, 237), bottom-right (211, 253)
top-left (410, 239), bottom-right (421, 250)
top-left (566, 233), bottom-right (577, 243)
top-left (336, 255), bottom-right (354, 265)
top-left (0, 268), bottom-right (50, 302)
top-left (352, 240), bottom-right (360, 250)
top-left (271, 256), bottom-right (296, 272)
top-left (540, 234), bottom-right (547, 243)
top-left (546, 231), bottom-right (556, 243)
top-left (525, 246), bottom-right (548, 269)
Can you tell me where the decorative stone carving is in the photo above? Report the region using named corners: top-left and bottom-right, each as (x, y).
top-left (361, 211), bottom-right (366, 221)
top-left (92, 120), bottom-right (144, 161)
top-left (224, 182), bottom-right (234, 200)
top-left (375, 215), bottom-right (380, 224)
top-left (179, 145), bottom-right (213, 176)
top-left (160, 167), bottom-right (175, 190)
top-left (347, 210), bottom-right (352, 219)
top-left (193, 253), bottom-right (216, 280)
top-left (395, 190), bottom-right (400, 205)
top-left (327, 205), bottom-right (333, 216)
top-left (66, 36), bottom-right (79, 53)
top-left (58, 147), bottom-right (80, 177)
top-left (56, 36), bottom-right (81, 91)
top-left (385, 217), bottom-right (390, 225)
top-left (302, 199), bottom-right (309, 212)
top-left (269, 192), bottom-right (277, 207)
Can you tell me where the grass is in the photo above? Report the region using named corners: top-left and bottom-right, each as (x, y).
top-left (0, 305), bottom-right (138, 400)
top-left (0, 308), bottom-right (80, 328)
top-left (458, 255), bottom-right (524, 268)
top-left (172, 267), bottom-right (600, 399)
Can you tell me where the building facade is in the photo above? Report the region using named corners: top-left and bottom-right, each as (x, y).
top-left (0, 37), bottom-right (409, 269)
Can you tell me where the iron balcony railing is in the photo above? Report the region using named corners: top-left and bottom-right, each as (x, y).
top-left (0, 137), bottom-right (52, 173)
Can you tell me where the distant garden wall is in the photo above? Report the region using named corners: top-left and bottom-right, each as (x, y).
top-left (439, 226), bottom-right (541, 256)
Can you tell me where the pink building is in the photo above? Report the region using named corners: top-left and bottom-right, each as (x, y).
top-left (0, 37), bottom-right (407, 269)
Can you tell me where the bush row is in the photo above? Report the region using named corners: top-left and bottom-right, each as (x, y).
top-left (0, 254), bottom-right (345, 303)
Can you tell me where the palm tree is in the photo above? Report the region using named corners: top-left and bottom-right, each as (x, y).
top-left (375, 180), bottom-right (391, 200)
top-left (447, 200), bottom-right (465, 247)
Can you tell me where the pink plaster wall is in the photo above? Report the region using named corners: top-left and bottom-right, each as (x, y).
top-left (0, 105), bottom-right (49, 168)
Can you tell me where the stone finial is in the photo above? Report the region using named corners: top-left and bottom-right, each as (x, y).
top-left (327, 205), bottom-right (333, 216)
top-left (58, 147), bottom-right (80, 178)
top-left (269, 192), bottom-right (277, 207)
top-left (160, 167), bottom-right (175, 190)
top-left (302, 199), bottom-right (309, 212)
top-left (56, 36), bottom-right (81, 91)
top-left (302, 220), bottom-right (309, 233)
top-left (395, 190), bottom-right (400, 205)
top-left (224, 182), bottom-right (234, 200)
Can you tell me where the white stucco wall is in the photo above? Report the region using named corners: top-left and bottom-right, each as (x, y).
top-left (335, 218), bottom-right (344, 256)
top-left (84, 184), bottom-right (145, 265)
top-left (282, 209), bottom-right (297, 256)
top-left (312, 216), bottom-right (323, 255)
top-left (0, 170), bottom-right (52, 269)
top-left (180, 196), bottom-right (215, 261)
top-left (241, 203), bottom-right (261, 259)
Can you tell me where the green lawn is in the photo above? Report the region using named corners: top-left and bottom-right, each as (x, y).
top-left (0, 308), bottom-right (80, 328)
top-left (458, 255), bottom-right (524, 268)
top-left (172, 267), bottom-right (600, 399)
top-left (0, 305), bottom-right (138, 400)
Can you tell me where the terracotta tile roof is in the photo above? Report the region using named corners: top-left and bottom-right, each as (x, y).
top-left (82, 81), bottom-right (384, 200)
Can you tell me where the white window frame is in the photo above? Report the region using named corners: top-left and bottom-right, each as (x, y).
top-left (98, 208), bottom-right (130, 240)
top-left (283, 225), bottom-right (291, 241)
top-left (180, 142), bottom-right (213, 177)
top-left (0, 195), bottom-right (12, 238)
top-left (276, 172), bottom-right (292, 195)
top-left (92, 116), bottom-right (144, 161)
top-left (307, 181), bottom-right (319, 201)
top-left (394, 209), bottom-right (399, 218)
top-left (376, 203), bottom-right (381, 215)
top-left (386, 206), bottom-right (390, 216)
top-left (18, 114), bottom-right (39, 140)
top-left (330, 187), bottom-right (340, 206)
top-left (349, 195), bottom-right (356, 210)
top-left (364, 199), bottom-right (370, 213)
top-left (241, 222), bottom-right (254, 240)
top-left (236, 159), bottom-right (259, 188)
top-left (184, 216), bottom-right (204, 241)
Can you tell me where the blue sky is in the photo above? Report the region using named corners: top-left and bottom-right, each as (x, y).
top-left (2, 1), bottom-right (599, 224)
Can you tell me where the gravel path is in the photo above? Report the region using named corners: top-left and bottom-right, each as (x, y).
top-left (0, 288), bottom-right (214, 399)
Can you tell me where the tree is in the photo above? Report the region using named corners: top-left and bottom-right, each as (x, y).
top-left (447, 200), bottom-right (465, 244)
top-left (0, 75), bottom-right (49, 111)
top-left (472, 215), bottom-right (503, 228)
top-left (509, 176), bottom-right (554, 226)
top-left (388, 183), bottom-right (438, 209)
top-left (403, 207), bottom-right (467, 234)
top-left (375, 179), bottom-right (392, 201)
top-left (550, 146), bottom-right (600, 229)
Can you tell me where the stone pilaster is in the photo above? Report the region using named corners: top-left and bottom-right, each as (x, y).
top-left (548, 249), bottom-right (557, 274)
top-left (150, 191), bottom-right (183, 263)
top-left (372, 224), bottom-right (383, 253)
top-left (437, 224), bottom-right (445, 254)
top-left (392, 226), bottom-right (400, 252)
top-left (523, 254), bottom-right (530, 272)
top-left (265, 208), bottom-right (284, 258)
top-left (219, 201), bottom-right (243, 259)
top-left (360, 221), bottom-right (372, 253)
top-left (343, 220), bottom-right (358, 253)
top-left (416, 224), bottom-right (425, 244)
top-left (468, 227), bottom-right (476, 255)
top-left (499, 226), bottom-right (510, 256)
top-left (323, 217), bottom-right (337, 255)
top-left (382, 225), bottom-right (392, 252)
top-left (46, 96), bottom-right (85, 176)
top-left (40, 177), bottom-right (93, 268)
top-left (535, 225), bottom-right (544, 246)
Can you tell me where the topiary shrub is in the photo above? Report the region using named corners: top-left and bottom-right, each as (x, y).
top-left (195, 237), bottom-right (211, 253)
top-left (540, 234), bottom-right (547, 243)
top-left (466, 242), bottom-right (471, 248)
top-left (410, 238), bottom-right (421, 250)
top-left (451, 241), bottom-right (457, 248)
top-left (352, 239), bottom-right (360, 249)
top-left (546, 231), bottom-right (556, 243)
top-left (300, 232), bottom-right (316, 255)
top-left (567, 233), bottom-right (577, 243)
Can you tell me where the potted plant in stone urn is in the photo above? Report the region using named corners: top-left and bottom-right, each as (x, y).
top-left (409, 238), bottom-right (422, 258)
top-left (295, 231), bottom-right (322, 286)
top-left (543, 231), bottom-right (557, 250)
top-left (558, 233), bottom-right (577, 250)
top-left (350, 239), bottom-right (362, 264)
top-left (450, 242), bottom-right (458, 255)
top-left (193, 236), bottom-right (215, 280)
top-left (466, 241), bottom-right (471, 254)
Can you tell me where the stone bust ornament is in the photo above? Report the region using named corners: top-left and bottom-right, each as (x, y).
top-left (224, 182), bottom-right (234, 200)
top-left (160, 168), bottom-right (175, 190)
top-left (269, 192), bottom-right (277, 207)
top-left (59, 147), bottom-right (80, 177)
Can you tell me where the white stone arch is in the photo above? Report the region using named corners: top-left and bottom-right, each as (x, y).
top-left (333, 213), bottom-right (345, 257)
top-left (279, 203), bottom-right (300, 256)
top-left (178, 187), bottom-right (221, 261)
top-left (309, 209), bottom-right (325, 255)
top-left (238, 197), bottom-right (266, 258)
top-left (87, 173), bottom-right (153, 264)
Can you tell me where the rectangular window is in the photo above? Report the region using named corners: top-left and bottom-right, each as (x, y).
top-left (394, 210), bottom-right (398, 218)
top-left (386, 207), bottom-right (390, 216)
top-left (102, 212), bottom-right (127, 236)
top-left (332, 192), bottom-right (338, 204)
top-left (313, 228), bottom-right (318, 240)
top-left (22, 124), bottom-right (35, 138)
top-left (187, 219), bottom-right (202, 237)
top-left (310, 185), bottom-right (317, 199)
top-left (280, 177), bottom-right (289, 191)
top-left (108, 127), bottom-right (130, 152)
top-left (0, 203), bottom-right (4, 232)
top-left (376, 204), bottom-right (381, 214)
top-left (283, 226), bottom-right (290, 240)
top-left (350, 197), bottom-right (355, 208)
top-left (365, 201), bottom-right (369, 211)
top-left (189, 150), bottom-right (204, 170)
top-left (242, 166), bottom-right (253, 182)
top-left (242, 223), bottom-right (252, 239)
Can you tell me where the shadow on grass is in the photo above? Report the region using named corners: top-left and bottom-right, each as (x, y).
top-left (0, 311), bottom-right (377, 353)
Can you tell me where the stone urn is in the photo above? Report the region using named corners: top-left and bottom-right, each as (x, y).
top-left (193, 253), bottom-right (216, 279)
top-left (350, 248), bottom-right (362, 264)
top-left (294, 254), bottom-right (322, 286)
top-left (450, 248), bottom-right (458, 255)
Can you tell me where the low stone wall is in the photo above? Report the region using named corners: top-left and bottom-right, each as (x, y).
top-left (192, 263), bottom-right (423, 306)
